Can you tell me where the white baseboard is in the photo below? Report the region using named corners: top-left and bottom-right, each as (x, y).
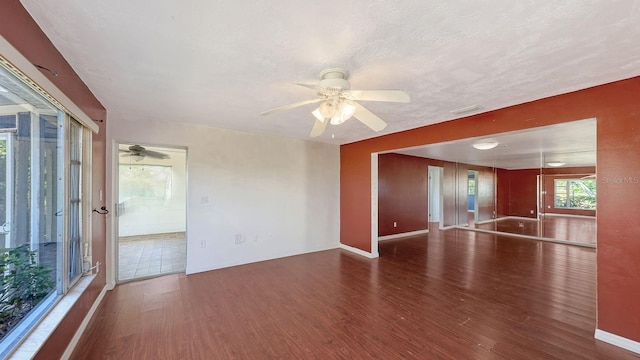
top-left (440, 225), bottom-right (457, 230)
top-left (475, 219), bottom-right (495, 225)
top-left (61, 285), bottom-right (109, 360)
top-left (456, 226), bottom-right (596, 248)
top-left (496, 216), bottom-right (538, 222)
top-left (543, 213), bottom-right (595, 219)
top-left (339, 243), bottom-right (378, 258)
top-left (595, 329), bottom-right (640, 355)
top-left (378, 229), bottom-right (428, 241)
top-left (186, 244), bottom-right (340, 275)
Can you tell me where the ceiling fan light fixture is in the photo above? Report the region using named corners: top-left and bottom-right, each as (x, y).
top-left (260, 67), bottom-right (409, 136)
top-left (131, 154), bottom-right (144, 162)
top-left (546, 161), bottom-right (565, 167)
top-left (329, 116), bottom-right (344, 125)
top-left (329, 101), bottom-right (357, 125)
top-left (340, 101), bottom-right (356, 120)
top-left (319, 99), bottom-right (338, 118)
top-left (472, 141), bottom-right (499, 150)
top-left (311, 108), bottom-right (325, 123)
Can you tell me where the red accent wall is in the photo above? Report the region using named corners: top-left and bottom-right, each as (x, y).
top-left (0, 2), bottom-right (107, 359)
top-left (496, 168), bottom-right (510, 217)
top-left (341, 77), bottom-right (640, 343)
top-left (496, 168), bottom-right (539, 218)
top-left (441, 161), bottom-right (457, 227)
top-left (471, 166), bottom-right (496, 222)
top-left (378, 154), bottom-right (429, 236)
top-left (377, 154), bottom-right (497, 235)
top-left (496, 166), bottom-right (597, 218)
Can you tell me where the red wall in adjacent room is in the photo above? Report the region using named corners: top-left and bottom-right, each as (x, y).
top-left (341, 76), bottom-right (640, 343)
top-left (472, 166), bottom-right (496, 222)
top-left (0, 1), bottom-right (107, 359)
top-left (496, 168), bottom-right (510, 217)
top-left (497, 168), bottom-right (539, 218)
top-left (441, 161), bottom-right (458, 227)
top-left (495, 167), bottom-right (597, 218)
top-left (377, 154), bottom-right (497, 236)
top-left (378, 154), bottom-right (429, 236)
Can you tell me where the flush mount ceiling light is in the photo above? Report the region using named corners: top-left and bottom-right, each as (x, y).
top-left (451, 104), bottom-right (483, 115)
top-left (472, 141), bottom-right (499, 150)
top-left (546, 161), bottom-right (566, 167)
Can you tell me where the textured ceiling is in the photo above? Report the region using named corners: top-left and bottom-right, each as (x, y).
top-left (19, 1), bottom-right (640, 145)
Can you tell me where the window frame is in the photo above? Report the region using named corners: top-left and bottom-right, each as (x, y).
top-left (0, 68), bottom-right (93, 358)
top-left (553, 178), bottom-right (597, 210)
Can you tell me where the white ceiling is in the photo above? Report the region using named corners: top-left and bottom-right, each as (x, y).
top-left (19, 1), bottom-right (640, 146)
top-left (394, 118), bottom-right (596, 170)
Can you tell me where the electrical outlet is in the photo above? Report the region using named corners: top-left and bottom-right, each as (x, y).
top-left (200, 239), bottom-right (206, 248)
top-left (530, 209), bottom-right (534, 214)
top-left (393, 221), bottom-right (397, 228)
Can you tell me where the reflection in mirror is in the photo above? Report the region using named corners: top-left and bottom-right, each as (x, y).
top-left (539, 151), bottom-right (596, 245)
top-left (389, 118), bottom-right (596, 247)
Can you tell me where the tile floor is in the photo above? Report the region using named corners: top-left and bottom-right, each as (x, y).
top-left (118, 232), bottom-right (186, 282)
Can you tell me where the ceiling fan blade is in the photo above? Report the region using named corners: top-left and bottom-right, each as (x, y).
top-left (143, 149), bottom-right (170, 159)
top-left (346, 89), bottom-right (410, 103)
top-left (260, 98), bottom-right (324, 116)
top-left (293, 83), bottom-right (323, 92)
top-left (309, 118), bottom-right (328, 137)
top-left (353, 102), bottom-right (388, 132)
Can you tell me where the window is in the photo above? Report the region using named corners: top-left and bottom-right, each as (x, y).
top-left (554, 178), bottom-right (596, 210)
top-left (0, 59), bottom-right (91, 356)
top-left (468, 177), bottom-right (476, 195)
top-left (119, 164), bottom-right (172, 201)
top-left (118, 164), bottom-right (172, 218)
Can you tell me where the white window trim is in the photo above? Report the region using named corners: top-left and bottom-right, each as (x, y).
top-left (7, 274), bottom-right (97, 360)
top-left (0, 34), bottom-right (98, 359)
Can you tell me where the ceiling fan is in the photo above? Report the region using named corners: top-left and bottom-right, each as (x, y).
top-left (261, 68), bottom-right (410, 137)
top-left (119, 144), bottom-right (170, 162)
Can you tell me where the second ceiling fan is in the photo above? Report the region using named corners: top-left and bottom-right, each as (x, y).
top-left (261, 68), bottom-right (410, 137)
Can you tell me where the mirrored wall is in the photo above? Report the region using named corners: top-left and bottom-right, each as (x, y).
top-left (389, 118), bottom-right (596, 247)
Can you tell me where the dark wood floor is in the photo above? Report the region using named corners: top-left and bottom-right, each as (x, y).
top-left (470, 214), bottom-right (596, 245)
top-left (71, 228), bottom-right (638, 359)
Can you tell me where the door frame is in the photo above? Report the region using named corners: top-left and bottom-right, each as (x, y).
top-left (428, 165), bottom-right (444, 229)
top-left (112, 140), bottom-right (188, 284)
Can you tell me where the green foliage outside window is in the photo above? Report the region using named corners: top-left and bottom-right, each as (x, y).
top-left (0, 246), bottom-right (54, 340)
top-left (554, 179), bottom-right (596, 210)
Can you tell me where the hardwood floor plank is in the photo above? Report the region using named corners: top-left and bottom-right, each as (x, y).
top-left (71, 229), bottom-right (639, 359)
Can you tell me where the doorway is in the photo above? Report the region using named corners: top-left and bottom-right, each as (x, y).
top-left (468, 170), bottom-right (479, 224)
top-left (428, 166), bottom-right (443, 229)
top-left (116, 143), bottom-right (187, 282)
